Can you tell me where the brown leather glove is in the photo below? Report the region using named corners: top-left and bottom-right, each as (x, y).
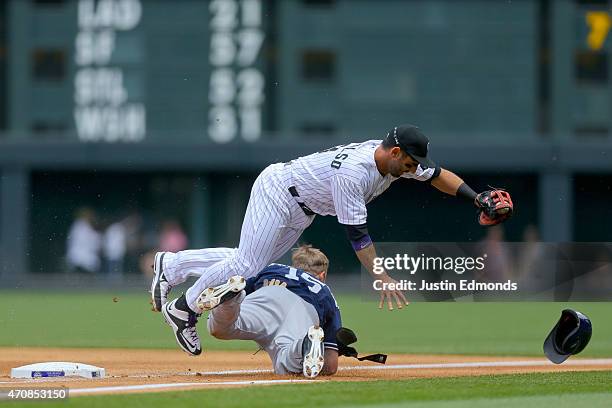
top-left (475, 189), bottom-right (514, 226)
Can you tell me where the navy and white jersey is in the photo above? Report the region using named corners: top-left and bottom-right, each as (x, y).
top-left (245, 263), bottom-right (342, 351)
top-left (288, 140), bottom-right (437, 225)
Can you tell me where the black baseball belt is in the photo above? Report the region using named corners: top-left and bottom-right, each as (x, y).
top-left (288, 186), bottom-right (317, 216)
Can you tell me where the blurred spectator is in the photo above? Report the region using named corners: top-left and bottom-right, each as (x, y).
top-left (139, 251), bottom-right (156, 280)
top-left (102, 218), bottom-right (127, 277)
top-left (119, 211), bottom-right (146, 275)
top-left (516, 224), bottom-right (544, 279)
top-left (476, 225), bottom-right (512, 282)
top-left (513, 224), bottom-right (554, 298)
top-left (66, 207), bottom-right (102, 274)
top-left (123, 212), bottom-right (144, 256)
top-left (159, 219), bottom-right (188, 253)
top-left (138, 219), bottom-right (188, 278)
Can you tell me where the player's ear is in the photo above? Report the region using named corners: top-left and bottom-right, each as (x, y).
top-left (390, 146), bottom-right (402, 159)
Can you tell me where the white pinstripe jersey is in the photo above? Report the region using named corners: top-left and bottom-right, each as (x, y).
top-left (287, 140), bottom-right (437, 225)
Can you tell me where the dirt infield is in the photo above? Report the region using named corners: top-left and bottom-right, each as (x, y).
top-left (1, 347), bottom-right (612, 396)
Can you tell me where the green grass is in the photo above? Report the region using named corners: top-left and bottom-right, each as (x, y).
top-left (340, 299), bottom-right (612, 356)
top-left (2, 294), bottom-right (610, 407)
top-left (7, 371), bottom-right (612, 408)
top-left (0, 291), bottom-right (612, 357)
top-left (0, 291), bottom-right (611, 356)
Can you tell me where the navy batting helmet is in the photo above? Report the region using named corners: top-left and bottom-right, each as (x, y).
top-left (543, 309), bottom-right (592, 364)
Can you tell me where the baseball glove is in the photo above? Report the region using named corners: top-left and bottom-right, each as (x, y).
top-left (475, 189), bottom-right (514, 226)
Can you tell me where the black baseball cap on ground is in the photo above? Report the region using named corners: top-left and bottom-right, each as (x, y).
top-left (543, 309), bottom-right (592, 364)
top-left (385, 125), bottom-right (435, 168)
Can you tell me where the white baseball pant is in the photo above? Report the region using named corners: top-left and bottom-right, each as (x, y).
top-left (162, 163), bottom-right (316, 310)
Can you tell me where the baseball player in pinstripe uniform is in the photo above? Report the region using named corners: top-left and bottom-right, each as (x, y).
top-left (153, 124), bottom-right (514, 355)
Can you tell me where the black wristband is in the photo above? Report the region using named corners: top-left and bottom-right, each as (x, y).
top-left (456, 183), bottom-right (477, 202)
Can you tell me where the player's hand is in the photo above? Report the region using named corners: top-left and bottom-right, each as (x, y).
top-left (263, 278), bottom-right (287, 288)
top-left (377, 274), bottom-right (409, 311)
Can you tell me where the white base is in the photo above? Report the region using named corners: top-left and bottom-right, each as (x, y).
top-left (10, 362), bottom-right (105, 379)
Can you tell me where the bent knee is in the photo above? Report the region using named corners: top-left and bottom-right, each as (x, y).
top-left (209, 330), bottom-right (232, 340)
top-left (227, 256), bottom-right (263, 278)
top-left (208, 324), bottom-right (233, 340)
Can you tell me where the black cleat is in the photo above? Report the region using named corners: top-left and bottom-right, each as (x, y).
top-left (162, 294), bottom-right (202, 356)
top-left (151, 252), bottom-right (172, 312)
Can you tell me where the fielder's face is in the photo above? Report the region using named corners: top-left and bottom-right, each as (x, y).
top-left (389, 148), bottom-right (419, 177)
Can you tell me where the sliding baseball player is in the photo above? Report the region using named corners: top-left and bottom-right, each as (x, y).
top-left (206, 245), bottom-right (340, 377)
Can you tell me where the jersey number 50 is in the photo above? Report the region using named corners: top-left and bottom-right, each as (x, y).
top-left (319, 143), bottom-right (357, 169)
top-left (331, 153), bottom-right (349, 169)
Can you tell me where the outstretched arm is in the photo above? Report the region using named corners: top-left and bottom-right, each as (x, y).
top-left (430, 168), bottom-right (514, 225)
top-left (431, 168), bottom-right (481, 204)
top-left (431, 168), bottom-right (473, 197)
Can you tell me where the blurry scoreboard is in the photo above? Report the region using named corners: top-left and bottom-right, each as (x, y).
top-left (72, 0), bottom-right (267, 143)
top-left (8, 0), bottom-right (268, 144)
top-left (73, 0), bottom-right (147, 142)
top-left (7, 0), bottom-right (609, 144)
